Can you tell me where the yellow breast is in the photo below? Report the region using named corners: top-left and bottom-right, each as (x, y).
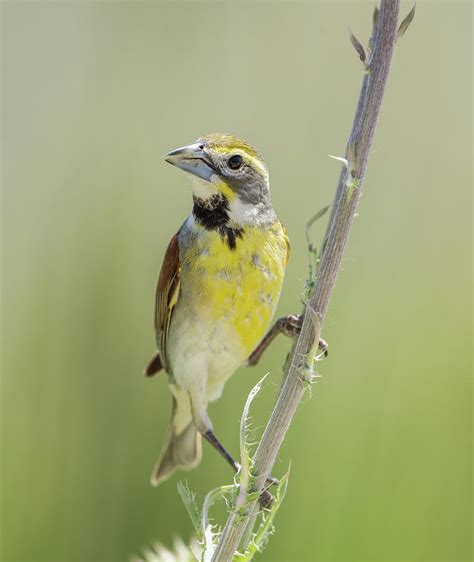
top-left (181, 221), bottom-right (290, 355)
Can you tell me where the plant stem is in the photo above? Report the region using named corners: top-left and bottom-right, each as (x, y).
top-left (212, 1), bottom-right (401, 559)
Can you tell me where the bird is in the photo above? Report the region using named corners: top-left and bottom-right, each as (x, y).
top-left (144, 133), bottom-right (324, 486)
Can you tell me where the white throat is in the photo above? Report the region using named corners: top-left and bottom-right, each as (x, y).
top-left (191, 175), bottom-right (218, 201)
top-left (190, 175), bottom-right (276, 227)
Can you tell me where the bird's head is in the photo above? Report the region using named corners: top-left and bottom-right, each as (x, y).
top-left (165, 133), bottom-right (274, 225)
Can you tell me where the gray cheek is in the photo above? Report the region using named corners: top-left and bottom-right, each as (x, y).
top-left (236, 174), bottom-right (264, 205)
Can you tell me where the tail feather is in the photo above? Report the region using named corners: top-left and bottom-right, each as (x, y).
top-left (150, 392), bottom-right (202, 486)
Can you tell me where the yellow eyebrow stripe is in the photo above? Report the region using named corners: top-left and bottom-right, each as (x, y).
top-left (212, 179), bottom-right (236, 201)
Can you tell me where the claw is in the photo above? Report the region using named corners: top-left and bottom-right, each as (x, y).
top-left (259, 489), bottom-right (274, 509)
top-left (248, 314), bottom-right (328, 367)
top-left (266, 475), bottom-right (279, 487)
top-left (278, 314), bottom-right (303, 338)
top-left (317, 338), bottom-right (329, 360)
top-left (277, 315), bottom-right (329, 362)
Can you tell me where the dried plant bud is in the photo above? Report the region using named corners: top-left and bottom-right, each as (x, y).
top-left (398, 4), bottom-right (416, 41)
top-left (347, 139), bottom-right (357, 174)
top-left (349, 28), bottom-right (367, 65)
top-left (373, 4), bottom-right (380, 30)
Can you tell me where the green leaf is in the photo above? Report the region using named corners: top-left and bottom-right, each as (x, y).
top-left (234, 469), bottom-right (291, 561)
top-left (236, 375), bottom-right (268, 510)
top-left (177, 481), bottom-right (202, 537)
top-left (200, 484), bottom-right (234, 561)
top-left (305, 205), bottom-right (330, 251)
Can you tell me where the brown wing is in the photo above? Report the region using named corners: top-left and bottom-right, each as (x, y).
top-left (154, 231), bottom-right (181, 373)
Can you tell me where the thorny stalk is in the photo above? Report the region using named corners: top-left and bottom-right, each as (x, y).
top-left (211, 1), bottom-right (411, 560)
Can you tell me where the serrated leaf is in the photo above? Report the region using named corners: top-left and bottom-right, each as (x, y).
top-left (177, 481), bottom-right (202, 537)
top-left (245, 491), bottom-right (262, 504)
top-left (234, 469), bottom-right (291, 561)
top-left (236, 375), bottom-right (268, 508)
top-left (199, 484), bottom-right (233, 561)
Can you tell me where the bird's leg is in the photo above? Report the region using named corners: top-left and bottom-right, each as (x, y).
top-left (248, 314), bottom-right (329, 366)
top-left (188, 389), bottom-right (240, 473)
top-left (202, 429), bottom-right (240, 473)
top-left (191, 400), bottom-right (278, 507)
top-left (202, 429), bottom-right (278, 487)
top-left (202, 428), bottom-right (277, 507)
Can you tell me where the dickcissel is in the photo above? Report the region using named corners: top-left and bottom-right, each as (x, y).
top-left (145, 133), bottom-right (323, 486)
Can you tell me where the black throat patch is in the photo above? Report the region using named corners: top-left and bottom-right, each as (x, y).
top-left (193, 194), bottom-right (244, 250)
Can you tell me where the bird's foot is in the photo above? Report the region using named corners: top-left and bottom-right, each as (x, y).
top-left (266, 475), bottom-right (279, 487)
top-left (277, 314), bottom-right (303, 337)
top-left (259, 489), bottom-right (274, 509)
top-left (257, 475), bottom-right (280, 509)
top-left (278, 314), bottom-right (329, 359)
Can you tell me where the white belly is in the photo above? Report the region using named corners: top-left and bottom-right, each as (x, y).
top-left (167, 299), bottom-right (247, 404)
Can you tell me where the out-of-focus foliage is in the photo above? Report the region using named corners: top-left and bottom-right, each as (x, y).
top-left (1, 2), bottom-right (471, 561)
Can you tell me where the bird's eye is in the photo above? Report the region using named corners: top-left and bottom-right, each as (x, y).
top-left (228, 154), bottom-right (243, 170)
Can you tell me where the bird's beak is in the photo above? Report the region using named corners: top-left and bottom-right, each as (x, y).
top-left (165, 142), bottom-right (216, 182)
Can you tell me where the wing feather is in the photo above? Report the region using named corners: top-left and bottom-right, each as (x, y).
top-left (155, 231), bottom-right (181, 372)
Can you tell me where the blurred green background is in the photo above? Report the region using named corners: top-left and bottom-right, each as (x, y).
top-left (1, 1), bottom-right (471, 561)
